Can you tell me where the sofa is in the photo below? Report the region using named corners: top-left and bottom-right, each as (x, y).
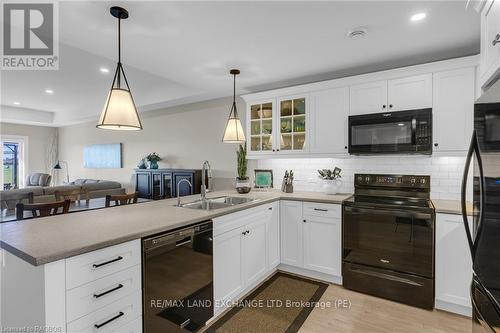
top-left (1, 179), bottom-right (126, 209)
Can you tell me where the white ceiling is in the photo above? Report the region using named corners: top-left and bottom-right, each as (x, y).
top-left (0, 1), bottom-right (480, 127)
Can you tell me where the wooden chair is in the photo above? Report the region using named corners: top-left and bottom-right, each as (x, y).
top-left (55, 188), bottom-right (90, 205)
top-left (16, 200), bottom-right (71, 220)
top-left (105, 192), bottom-right (138, 207)
top-left (1, 191), bottom-right (34, 214)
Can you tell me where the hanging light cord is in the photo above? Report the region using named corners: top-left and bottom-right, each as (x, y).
top-left (117, 16), bottom-right (121, 87)
top-left (232, 72), bottom-right (238, 117)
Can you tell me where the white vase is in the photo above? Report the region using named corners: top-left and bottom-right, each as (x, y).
top-left (323, 179), bottom-right (342, 195)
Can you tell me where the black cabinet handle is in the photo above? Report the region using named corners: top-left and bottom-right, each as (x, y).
top-left (93, 284), bottom-right (124, 299)
top-left (344, 146), bottom-right (348, 149)
top-left (314, 208), bottom-right (328, 212)
top-left (277, 149), bottom-right (280, 152)
top-left (93, 256), bottom-right (123, 269)
top-left (242, 231), bottom-right (246, 235)
top-left (303, 219), bottom-right (306, 223)
top-left (268, 207), bottom-right (273, 210)
top-left (94, 312), bottom-right (124, 329)
top-left (434, 143), bottom-right (439, 147)
top-left (493, 33), bottom-right (500, 46)
top-left (272, 149), bottom-right (276, 152)
top-left (389, 104), bottom-right (393, 108)
top-left (382, 105), bottom-right (386, 109)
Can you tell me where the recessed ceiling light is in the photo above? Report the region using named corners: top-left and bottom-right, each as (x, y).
top-left (347, 27), bottom-right (368, 39)
top-left (45, 89), bottom-right (54, 94)
top-left (13, 101), bottom-right (20, 105)
top-left (99, 67), bottom-right (110, 73)
top-left (410, 13), bottom-right (426, 22)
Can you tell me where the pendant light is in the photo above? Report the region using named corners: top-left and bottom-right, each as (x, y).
top-left (222, 69), bottom-right (246, 143)
top-left (97, 7), bottom-right (142, 131)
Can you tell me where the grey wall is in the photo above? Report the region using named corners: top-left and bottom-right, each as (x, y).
top-left (58, 97), bottom-right (254, 191)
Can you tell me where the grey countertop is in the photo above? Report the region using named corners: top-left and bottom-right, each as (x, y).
top-left (0, 190), bottom-right (466, 266)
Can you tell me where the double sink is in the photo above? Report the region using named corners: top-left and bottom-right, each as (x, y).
top-left (179, 196), bottom-right (257, 210)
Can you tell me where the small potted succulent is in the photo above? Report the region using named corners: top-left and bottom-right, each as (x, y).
top-left (236, 144), bottom-right (251, 194)
top-left (146, 152), bottom-right (162, 169)
top-left (318, 167), bottom-right (342, 195)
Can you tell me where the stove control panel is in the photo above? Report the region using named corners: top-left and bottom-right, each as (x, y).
top-left (355, 174), bottom-right (430, 189)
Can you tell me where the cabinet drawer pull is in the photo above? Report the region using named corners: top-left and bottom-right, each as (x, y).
top-left (303, 219), bottom-right (306, 223)
top-left (92, 256), bottom-right (123, 269)
top-left (493, 33), bottom-right (500, 46)
top-left (268, 207), bottom-right (273, 210)
top-left (313, 208), bottom-right (328, 212)
top-left (93, 284), bottom-right (124, 299)
top-left (94, 311), bottom-right (124, 329)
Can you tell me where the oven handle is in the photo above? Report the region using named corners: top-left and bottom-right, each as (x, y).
top-left (344, 206), bottom-right (433, 220)
top-left (411, 118), bottom-right (417, 145)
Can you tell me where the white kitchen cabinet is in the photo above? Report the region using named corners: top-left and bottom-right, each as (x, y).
top-left (247, 100), bottom-right (276, 156)
top-left (480, 0), bottom-right (500, 88)
top-left (280, 200), bottom-right (304, 267)
top-left (280, 201), bottom-right (342, 281)
top-left (435, 213), bottom-right (473, 316)
top-left (433, 67), bottom-right (475, 152)
top-left (266, 202), bottom-right (280, 269)
top-left (213, 202), bottom-right (276, 315)
top-left (349, 80), bottom-right (388, 115)
top-left (242, 219), bottom-right (268, 287)
top-left (213, 226), bottom-right (244, 313)
top-left (303, 215), bottom-right (341, 276)
top-left (277, 95), bottom-right (309, 153)
top-left (309, 87), bottom-right (350, 154)
top-left (387, 74), bottom-right (432, 111)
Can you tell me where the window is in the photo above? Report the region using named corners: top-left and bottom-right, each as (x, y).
top-left (1, 136), bottom-right (27, 190)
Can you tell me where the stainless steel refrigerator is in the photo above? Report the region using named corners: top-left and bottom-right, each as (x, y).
top-left (463, 81), bottom-right (500, 332)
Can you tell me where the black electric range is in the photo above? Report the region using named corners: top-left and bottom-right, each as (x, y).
top-left (342, 174), bottom-right (435, 309)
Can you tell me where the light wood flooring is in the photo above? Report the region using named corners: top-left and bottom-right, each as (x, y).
top-left (299, 284), bottom-right (471, 333)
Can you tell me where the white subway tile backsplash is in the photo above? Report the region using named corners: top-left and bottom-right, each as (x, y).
top-left (256, 155), bottom-right (469, 200)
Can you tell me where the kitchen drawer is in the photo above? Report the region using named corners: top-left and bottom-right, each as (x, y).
top-left (66, 290), bottom-right (142, 333)
top-left (214, 202), bottom-right (274, 237)
top-left (303, 202), bottom-right (341, 219)
top-left (111, 316), bottom-right (142, 333)
top-left (66, 265), bottom-right (141, 322)
top-left (66, 240), bottom-right (141, 290)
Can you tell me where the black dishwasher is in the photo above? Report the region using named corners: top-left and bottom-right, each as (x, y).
top-left (142, 221), bottom-right (213, 333)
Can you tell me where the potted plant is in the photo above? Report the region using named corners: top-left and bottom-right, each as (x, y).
top-left (146, 152), bottom-right (162, 169)
top-left (318, 167), bottom-right (342, 195)
top-left (236, 144), bottom-right (251, 194)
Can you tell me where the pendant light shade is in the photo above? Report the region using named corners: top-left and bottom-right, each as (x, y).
top-left (222, 69), bottom-right (246, 143)
top-left (97, 7), bottom-right (142, 131)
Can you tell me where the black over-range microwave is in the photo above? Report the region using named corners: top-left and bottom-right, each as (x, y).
top-left (348, 108), bottom-right (432, 155)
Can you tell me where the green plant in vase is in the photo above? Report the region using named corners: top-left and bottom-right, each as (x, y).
top-left (236, 144), bottom-right (251, 194)
top-left (146, 152), bottom-right (162, 169)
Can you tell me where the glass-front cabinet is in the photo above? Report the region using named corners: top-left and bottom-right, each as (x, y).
top-left (278, 96), bottom-right (307, 152)
top-left (249, 101), bottom-right (275, 154)
top-left (246, 95), bottom-right (308, 156)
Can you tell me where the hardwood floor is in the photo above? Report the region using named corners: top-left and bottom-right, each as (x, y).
top-left (299, 284), bottom-right (471, 333)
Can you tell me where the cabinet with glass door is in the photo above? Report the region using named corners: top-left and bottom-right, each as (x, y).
top-left (248, 101), bottom-right (275, 155)
top-left (278, 96), bottom-right (308, 153)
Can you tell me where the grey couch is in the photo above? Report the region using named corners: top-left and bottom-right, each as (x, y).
top-left (1, 179), bottom-right (125, 209)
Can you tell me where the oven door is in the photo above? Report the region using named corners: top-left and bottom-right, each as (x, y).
top-left (348, 109), bottom-right (432, 154)
top-left (343, 205), bottom-right (434, 278)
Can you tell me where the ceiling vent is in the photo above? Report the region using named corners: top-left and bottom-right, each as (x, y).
top-left (347, 27), bottom-right (368, 39)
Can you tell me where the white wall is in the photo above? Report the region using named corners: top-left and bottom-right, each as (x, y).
top-left (58, 97), bottom-right (254, 191)
top-left (0, 122), bottom-right (57, 177)
top-left (257, 155), bottom-right (470, 200)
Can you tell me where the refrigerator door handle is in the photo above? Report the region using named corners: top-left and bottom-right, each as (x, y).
top-left (461, 130), bottom-right (486, 260)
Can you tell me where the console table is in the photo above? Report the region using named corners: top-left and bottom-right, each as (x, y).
top-left (134, 169), bottom-right (203, 200)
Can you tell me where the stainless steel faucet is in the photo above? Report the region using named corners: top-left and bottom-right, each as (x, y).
top-left (176, 178), bottom-right (192, 207)
top-left (201, 160), bottom-right (212, 201)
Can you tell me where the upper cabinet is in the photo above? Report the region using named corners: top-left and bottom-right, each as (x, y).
top-left (480, 0), bottom-right (500, 88)
top-left (387, 74), bottom-right (432, 111)
top-left (246, 95), bottom-right (309, 157)
top-left (242, 56), bottom-right (477, 158)
top-left (349, 74), bottom-right (432, 115)
top-left (433, 67), bottom-right (475, 152)
top-left (349, 80), bottom-right (388, 115)
top-left (310, 87), bottom-right (349, 154)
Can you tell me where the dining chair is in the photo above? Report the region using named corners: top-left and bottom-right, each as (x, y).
top-left (55, 188), bottom-right (90, 205)
top-left (16, 199), bottom-right (71, 220)
top-left (105, 192), bottom-right (139, 207)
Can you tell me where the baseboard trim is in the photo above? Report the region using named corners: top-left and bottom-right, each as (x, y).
top-left (278, 264), bottom-right (342, 285)
top-left (435, 299), bottom-right (472, 317)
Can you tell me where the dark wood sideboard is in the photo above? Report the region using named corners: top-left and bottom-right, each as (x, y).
top-left (134, 169), bottom-right (203, 200)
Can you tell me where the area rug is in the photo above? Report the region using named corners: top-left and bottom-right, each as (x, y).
top-left (206, 272), bottom-right (328, 333)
